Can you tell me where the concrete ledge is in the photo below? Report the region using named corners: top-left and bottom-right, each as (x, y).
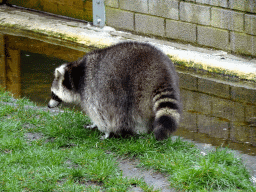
top-left (1, 5), bottom-right (256, 83)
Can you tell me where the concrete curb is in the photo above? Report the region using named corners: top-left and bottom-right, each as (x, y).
top-left (1, 5), bottom-right (256, 82)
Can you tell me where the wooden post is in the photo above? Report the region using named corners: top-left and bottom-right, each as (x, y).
top-left (5, 48), bottom-right (21, 97)
top-left (0, 34), bottom-right (6, 89)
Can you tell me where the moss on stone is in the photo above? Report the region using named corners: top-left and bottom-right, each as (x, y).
top-left (170, 55), bottom-right (256, 83)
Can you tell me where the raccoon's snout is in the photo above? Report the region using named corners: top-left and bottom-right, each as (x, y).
top-left (48, 92), bottom-right (62, 108)
top-left (48, 99), bottom-right (61, 108)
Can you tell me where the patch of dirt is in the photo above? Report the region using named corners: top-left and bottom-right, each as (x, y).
top-left (56, 178), bottom-right (104, 191)
top-left (118, 158), bottom-right (176, 192)
top-left (57, 158), bottom-right (176, 191)
top-left (24, 132), bottom-right (44, 141)
top-left (79, 180), bottom-right (103, 190)
top-left (22, 123), bottom-right (36, 129)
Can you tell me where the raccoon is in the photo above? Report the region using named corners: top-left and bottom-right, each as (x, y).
top-left (48, 42), bottom-right (182, 140)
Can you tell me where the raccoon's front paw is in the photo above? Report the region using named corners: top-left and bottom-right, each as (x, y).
top-left (84, 123), bottom-right (97, 129)
top-left (100, 132), bottom-right (110, 140)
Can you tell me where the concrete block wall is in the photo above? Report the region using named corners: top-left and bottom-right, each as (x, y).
top-left (105, 0), bottom-right (256, 57)
top-left (178, 71), bottom-right (256, 146)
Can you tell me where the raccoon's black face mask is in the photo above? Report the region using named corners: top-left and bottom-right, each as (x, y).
top-left (52, 92), bottom-right (62, 103)
top-left (48, 92), bottom-right (62, 108)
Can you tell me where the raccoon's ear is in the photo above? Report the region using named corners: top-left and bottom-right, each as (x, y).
top-left (55, 69), bottom-right (64, 79)
top-left (55, 65), bottom-right (66, 78)
top-left (56, 70), bottom-right (62, 78)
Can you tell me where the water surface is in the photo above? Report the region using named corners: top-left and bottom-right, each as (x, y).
top-left (1, 33), bottom-right (86, 105)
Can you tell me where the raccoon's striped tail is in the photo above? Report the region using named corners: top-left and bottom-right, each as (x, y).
top-left (152, 88), bottom-right (181, 140)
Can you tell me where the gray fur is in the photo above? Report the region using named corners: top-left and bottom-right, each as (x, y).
top-left (48, 42), bottom-right (182, 140)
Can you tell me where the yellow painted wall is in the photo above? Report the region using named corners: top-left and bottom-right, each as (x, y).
top-left (6, 0), bottom-right (92, 22)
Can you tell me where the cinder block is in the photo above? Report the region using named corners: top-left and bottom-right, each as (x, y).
top-left (149, 0), bottom-right (179, 20)
top-left (197, 114), bottom-right (212, 135)
top-left (119, 0), bottom-right (148, 14)
top-left (230, 122), bottom-right (252, 143)
top-left (197, 26), bottom-right (230, 50)
top-left (166, 20), bottom-right (197, 43)
top-left (196, 0), bottom-right (228, 7)
top-left (181, 89), bottom-right (200, 112)
top-left (105, 0), bottom-right (119, 8)
top-left (231, 85), bottom-right (256, 105)
top-left (230, 0), bottom-right (256, 13)
top-left (181, 90), bottom-right (213, 115)
top-left (209, 117), bottom-right (229, 139)
top-left (180, 2), bottom-right (211, 25)
top-left (178, 72), bottom-right (198, 91)
top-left (250, 127), bottom-right (256, 146)
top-left (198, 78), bottom-right (230, 99)
top-left (180, 111), bottom-right (197, 131)
top-left (106, 8), bottom-right (134, 31)
top-left (135, 14), bottom-right (165, 37)
top-left (245, 105), bottom-right (256, 122)
top-left (180, 89), bottom-right (186, 108)
top-left (229, 0), bottom-right (245, 11)
top-left (245, 14), bottom-right (256, 36)
top-left (198, 94), bottom-right (213, 115)
top-left (212, 97), bottom-right (245, 122)
top-left (198, 115), bottom-right (229, 139)
top-left (211, 8), bottom-right (244, 32)
top-left (230, 32), bottom-right (256, 56)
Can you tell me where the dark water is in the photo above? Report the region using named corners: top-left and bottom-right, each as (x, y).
top-left (1, 32), bottom-right (256, 155)
top-left (0, 33), bottom-right (86, 106)
top-left (21, 51), bottom-right (66, 105)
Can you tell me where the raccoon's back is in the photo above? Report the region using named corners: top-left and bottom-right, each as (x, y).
top-left (84, 42), bottom-right (181, 139)
top-left (85, 42), bottom-right (178, 88)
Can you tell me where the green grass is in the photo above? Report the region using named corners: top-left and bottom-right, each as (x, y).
top-left (0, 88), bottom-right (255, 192)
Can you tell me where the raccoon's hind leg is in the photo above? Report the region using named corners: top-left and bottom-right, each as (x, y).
top-left (153, 88), bottom-right (181, 140)
top-left (100, 132), bottom-right (110, 140)
top-left (84, 123), bottom-right (110, 139)
top-left (84, 123), bottom-right (97, 129)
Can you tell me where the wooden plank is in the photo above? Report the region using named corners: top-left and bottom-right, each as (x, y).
top-left (0, 34), bottom-right (6, 89)
top-left (5, 48), bottom-right (21, 96)
top-left (5, 35), bottom-right (85, 62)
top-left (6, 0), bottom-right (93, 21)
